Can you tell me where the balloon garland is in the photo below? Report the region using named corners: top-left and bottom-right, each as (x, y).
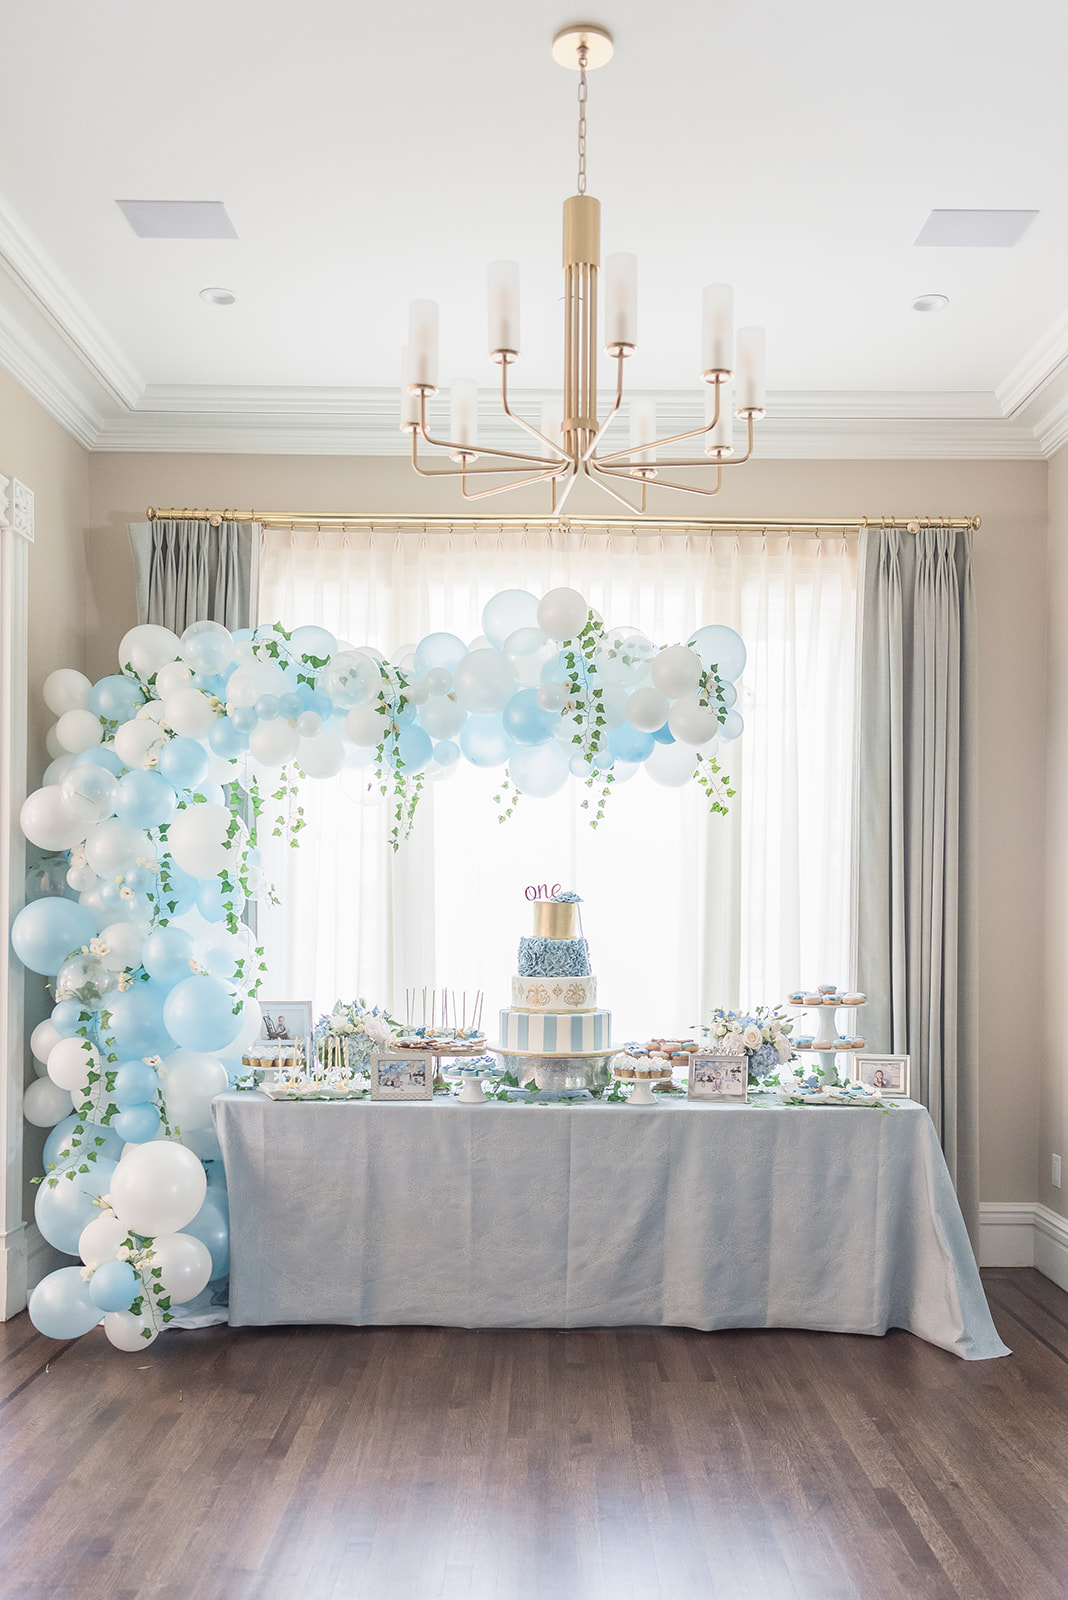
top-left (13, 587), bottom-right (746, 1350)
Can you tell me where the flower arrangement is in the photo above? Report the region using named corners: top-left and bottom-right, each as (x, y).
top-left (701, 1004), bottom-right (796, 1085)
top-left (314, 998), bottom-right (399, 1072)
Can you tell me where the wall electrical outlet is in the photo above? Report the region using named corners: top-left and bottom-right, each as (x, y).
top-left (1053, 1154), bottom-right (1062, 1189)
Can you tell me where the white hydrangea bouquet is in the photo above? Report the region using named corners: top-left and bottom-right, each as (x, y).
top-left (701, 1004), bottom-right (796, 1085)
top-left (314, 998), bottom-right (399, 1072)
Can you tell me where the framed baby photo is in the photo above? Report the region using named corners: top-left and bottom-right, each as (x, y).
top-left (851, 1053), bottom-right (910, 1097)
top-left (688, 1052), bottom-right (748, 1102)
top-left (370, 1051), bottom-right (435, 1101)
top-left (258, 1001), bottom-right (313, 1045)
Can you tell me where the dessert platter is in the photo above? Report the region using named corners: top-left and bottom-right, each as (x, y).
top-left (490, 891), bottom-right (616, 1091)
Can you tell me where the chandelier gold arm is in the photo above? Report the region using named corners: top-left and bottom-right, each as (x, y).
top-left (592, 412), bottom-right (757, 476)
top-left (414, 390), bottom-right (564, 470)
top-left (499, 361), bottom-right (571, 460)
top-left (579, 349), bottom-right (627, 464)
top-left (578, 463), bottom-right (647, 515)
top-left (592, 461), bottom-right (725, 498)
top-left (459, 466), bottom-right (567, 501)
top-left (409, 429), bottom-right (568, 481)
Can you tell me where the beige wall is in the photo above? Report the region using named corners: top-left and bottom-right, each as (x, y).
top-left (1043, 448), bottom-right (1068, 1220)
top-left (87, 449), bottom-right (1049, 1206)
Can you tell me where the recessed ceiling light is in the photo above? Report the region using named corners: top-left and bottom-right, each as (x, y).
top-left (199, 286), bottom-right (237, 306)
top-left (914, 209), bottom-right (1038, 248)
top-left (912, 293), bottom-right (949, 313)
top-left (116, 199), bottom-right (238, 239)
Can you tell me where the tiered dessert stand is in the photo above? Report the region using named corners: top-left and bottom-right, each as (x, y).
top-left (785, 984), bottom-right (866, 1085)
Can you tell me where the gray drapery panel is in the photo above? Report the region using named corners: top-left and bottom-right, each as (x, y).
top-left (128, 520), bottom-right (260, 632)
top-left (853, 526), bottom-right (979, 1246)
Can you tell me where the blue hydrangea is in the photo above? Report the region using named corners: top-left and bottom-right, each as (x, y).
top-left (552, 890), bottom-right (583, 903)
top-left (517, 936), bottom-right (591, 977)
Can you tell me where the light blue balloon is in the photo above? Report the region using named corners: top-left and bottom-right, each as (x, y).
top-left (502, 688), bottom-right (554, 747)
top-left (29, 1267), bottom-right (104, 1339)
top-left (688, 624), bottom-right (747, 683)
top-left (184, 1188), bottom-right (230, 1279)
top-left (254, 694), bottom-right (280, 721)
top-left (717, 709), bottom-right (744, 742)
top-left (481, 589), bottom-right (540, 650)
top-left (719, 681), bottom-right (737, 709)
top-left (159, 735), bottom-right (210, 790)
top-left (395, 724), bottom-right (433, 774)
top-left (73, 746), bottom-right (125, 775)
top-left (11, 898), bottom-right (97, 977)
top-left (413, 632), bottom-right (468, 681)
top-left (508, 740), bottom-right (570, 798)
top-left (113, 1059), bottom-right (161, 1107)
top-left (43, 1115), bottom-right (124, 1169)
top-left (163, 974), bottom-right (243, 1053)
top-left (197, 878), bottom-right (245, 923)
top-left (230, 704), bottom-right (258, 733)
top-left (651, 722), bottom-right (676, 745)
top-left (608, 723), bottom-right (655, 763)
top-left (51, 1001), bottom-right (83, 1038)
top-left (209, 716), bottom-right (249, 759)
top-left (113, 1103), bottom-right (162, 1143)
top-left (433, 740), bottom-right (460, 766)
top-left (103, 983), bottom-right (172, 1057)
top-left (89, 675), bottom-right (145, 723)
top-left (142, 927), bottom-right (196, 986)
top-left (157, 863), bottom-right (198, 917)
top-left (88, 1258), bottom-right (139, 1312)
top-left (278, 692), bottom-right (302, 719)
top-left (34, 1156), bottom-right (119, 1254)
top-left (113, 769), bottom-right (178, 829)
top-left (459, 713), bottom-right (512, 769)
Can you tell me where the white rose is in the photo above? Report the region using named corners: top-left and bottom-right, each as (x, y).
top-left (742, 1024), bottom-right (762, 1051)
top-left (724, 1031), bottom-right (746, 1054)
top-left (776, 1040), bottom-right (794, 1064)
top-left (365, 1015), bottom-right (393, 1046)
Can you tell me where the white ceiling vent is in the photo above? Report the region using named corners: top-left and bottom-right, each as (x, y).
top-left (116, 200), bottom-right (238, 239)
top-left (914, 209), bottom-right (1038, 247)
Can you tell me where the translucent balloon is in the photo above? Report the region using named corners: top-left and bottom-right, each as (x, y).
top-left (79, 1212), bottom-right (130, 1267)
top-left (645, 739), bottom-right (699, 787)
top-left (163, 974), bottom-right (244, 1053)
top-left (61, 763), bottom-right (118, 823)
top-left (119, 624), bottom-right (182, 678)
top-left (536, 587), bottom-right (589, 642)
top-left (26, 852), bottom-right (73, 899)
top-left (88, 1258), bottom-right (140, 1312)
top-left (290, 624), bottom-right (338, 661)
top-left (501, 626), bottom-right (558, 689)
top-left (650, 645), bottom-right (703, 698)
top-left (688, 623), bottom-right (747, 683)
top-left (96, 921), bottom-right (146, 973)
top-left (44, 668), bottom-right (92, 716)
top-left (481, 590), bottom-right (540, 650)
top-left (149, 1231), bottom-right (213, 1302)
top-left (596, 628), bottom-right (655, 686)
top-left (459, 713), bottom-right (512, 768)
top-left (502, 688), bottom-right (554, 746)
top-left (536, 681), bottom-right (569, 714)
top-left (425, 667), bottom-right (453, 695)
top-left (85, 819), bottom-right (152, 879)
top-left (55, 709), bottom-right (104, 755)
top-left (508, 740), bottom-right (570, 798)
top-left (167, 803), bottom-right (242, 879)
top-left (35, 1156), bottom-right (119, 1254)
top-left (668, 694), bottom-right (722, 747)
top-left (316, 649), bottom-right (378, 710)
top-left (416, 695), bottom-right (466, 739)
top-left (452, 649), bottom-right (518, 715)
top-left (412, 632), bottom-right (468, 681)
top-left (104, 1308), bottom-right (159, 1350)
top-left (23, 1076), bottom-right (73, 1127)
top-left (298, 731), bottom-right (345, 778)
top-left (20, 787), bottom-right (87, 851)
top-left (248, 719), bottom-right (300, 768)
top-left (28, 1267), bottom-right (103, 1340)
top-left (226, 662), bottom-right (290, 708)
top-left (180, 620), bottom-right (235, 676)
top-left (10, 898), bottom-right (97, 976)
top-left (109, 1140), bottom-right (207, 1236)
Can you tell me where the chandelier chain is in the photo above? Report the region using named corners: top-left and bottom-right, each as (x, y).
top-left (577, 46), bottom-right (589, 194)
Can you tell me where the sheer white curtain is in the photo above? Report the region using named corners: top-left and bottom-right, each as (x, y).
top-left (257, 524), bottom-right (856, 1038)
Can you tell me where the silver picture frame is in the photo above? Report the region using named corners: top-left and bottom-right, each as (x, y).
top-left (687, 1052), bottom-right (748, 1102)
top-left (370, 1051), bottom-right (435, 1101)
top-left (851, 1053), bottom-right (910, 1097)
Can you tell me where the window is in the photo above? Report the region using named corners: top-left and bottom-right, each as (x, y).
top-left (257, 523), bottom-right (856, 1036)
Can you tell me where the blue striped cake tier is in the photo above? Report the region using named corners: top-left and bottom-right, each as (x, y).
top-left (498, 1007), bottom-right (612, 1055)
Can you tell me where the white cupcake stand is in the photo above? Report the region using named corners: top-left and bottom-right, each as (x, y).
top-left (787, 987), bottom-right (866, 1085)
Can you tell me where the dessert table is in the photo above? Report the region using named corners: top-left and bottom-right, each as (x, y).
top-left (211, 1092), bottom-right (1009, 1360)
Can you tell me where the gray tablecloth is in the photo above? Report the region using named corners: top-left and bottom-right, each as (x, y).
top-left (212, 1092), bottom-right (1009, 1359)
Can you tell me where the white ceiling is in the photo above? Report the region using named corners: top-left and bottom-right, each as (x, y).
top-left (3, 0), bottom-right (1068, 456)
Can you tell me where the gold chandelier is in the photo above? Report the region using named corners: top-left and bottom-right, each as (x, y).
top-left (401, 23), bottom-right (767, 515)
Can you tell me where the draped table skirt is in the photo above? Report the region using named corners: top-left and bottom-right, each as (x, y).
top-left (212, 1092), bottom-right (1008, 1360)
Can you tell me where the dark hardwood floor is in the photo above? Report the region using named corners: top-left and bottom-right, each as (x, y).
top-left (2, 1269), bottom-right (1067, 1600)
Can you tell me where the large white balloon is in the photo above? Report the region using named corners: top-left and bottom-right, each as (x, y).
top-left (298, 731), bottom-right (345, 779)
top-left (650, 644), bottom-right (703, 698)
top-left (345, 705), bottom-right (386, 747)
top-left (226, 662), bottom-right (290, 708)
top-left (43, 668), bottom-right (93, 716)
top-left (667, 694), bottom-right (722, 747)
top-left (78, 1212), bottom-right (130, 1268)
top-left (645, 738), bottom-right (699, 788)
top-left (112, 716), bottom-right (165, 769)
top-left (97, 921), bottom-right (146, 973)
top-left (55, 709), bottom-right (103, 754)
top-left (147, 1232), bottom-right (213, 1302)
top-left (20, 787), bottom-right (87, 851)
top-left (536, 587), bottom-right (590, 642)
top-left (155, 660), bottom-right (194, 699)
top-left (167, 804), bottom-right (242, 879)
top-left (119, 624), bottom-right (182, 678)
top-left (47, 1036), bottom-right (99, 1094)
top-left (416, 695), bottom-right (466, 739)
top-left (85, 820), bottom-right (153, 878)
top-left (109, 1140), bottom-right (207, 1236)
top-left (626, 687), bottom-right (671, 733)
top-left (23, 1076), bottom-right (73, 1128)
top-left (159, 1050), bottom-right (229, 1132)
top-left (248, 719), bottom-right (300, 768)
top-left (163, 687), bottom-right (216, 740)
top-left (30, 1018), bottom-right (61, 1065)
top-left (104, 1308), bottom-right (159, 1350)
top-left (452, 650), bottom-right (518, 715)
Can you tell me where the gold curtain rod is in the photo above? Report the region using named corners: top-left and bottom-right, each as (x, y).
top-left (146, 507), bottom-right (981, 533)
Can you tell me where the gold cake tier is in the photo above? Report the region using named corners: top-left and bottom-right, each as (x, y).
top-left (532, 900), bottom-right (582, 939)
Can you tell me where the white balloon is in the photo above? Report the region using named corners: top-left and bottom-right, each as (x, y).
top-left (47, 1036), bottom-right (99, 1093)
top-left (66, 863), bottom-right (99, 892)
top-left (31, 1018), bottom-right (61, 1064)
top-left (20, 787), bottom-right (87, 851)
top-left (97, 921), bottom-right (146, 972)
top-left (43, 754), bottom-right (77, 788)
top-left (163, 687), bottom-right (216, 740)
top-left (85, 820), bottom-right (153, 878)
top-left (167, 803), bottom-right (242, 879)
top-left (203, 748), bottom-right (238, 785)
top-left (452, 649), bottom-right (518, 715)
top-left (644, 738), bottom-right (699, 788)
top-left (23, 1076), bottom-right (73, 1127)
top-left (536, 587), bottom-right (590, 642)
top-left (146, 1232), bottom-right (213, 1302)
top-left (155, 660), bottom-right (194, 699)
top-left (651, 644), bottom-right (703, 699)
top-left (109, 1140), bottom-right (208, 1236)
top-left (502, 627), bottom-right (558, 688)
top-left (119, 624), bottom-right (182, 678)
top-left (104, 1309), bottom-right (159, 1350)
top-left (248, 719), bottom-right (300, 768)
top-left (43, 668), bottom-right (93, 716)
top-left (417, 696), bottom-right (466, 739)
top-left (45, 723), bottom-right (65, 760)
top-left (226, 662), bottom-right (290, 708)
top-left (55, 709), bottom-right (103, 755)
top-left (298, 732), bottom-right (345, 779)
top-left (667, 694), bottom-right (722, 747)
top-left (345, 705), bottom-right (386, 748)
top-left (78, 1212), bottom-right (129, 1268)
top-left (160, 1049), bottom-right (229, 1132)
top-left (626, 687), bottom-right (671, 732)
top-left (112, 716), bottom-right (165, 769)
top-left (295, 711), bottom-right (322, 738)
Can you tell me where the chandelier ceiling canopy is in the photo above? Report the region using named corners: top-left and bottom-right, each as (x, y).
top-left (401, 23), bottom-right (768, 515)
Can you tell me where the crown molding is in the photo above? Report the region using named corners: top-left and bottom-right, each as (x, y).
top-left (997, 310), bottom-right (1068, 419)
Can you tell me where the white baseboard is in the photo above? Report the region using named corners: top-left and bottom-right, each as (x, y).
top-left (979, 1200), bottom-right (1068, 1292)
top-left (0, 1220), bottom-right (27, 1319)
